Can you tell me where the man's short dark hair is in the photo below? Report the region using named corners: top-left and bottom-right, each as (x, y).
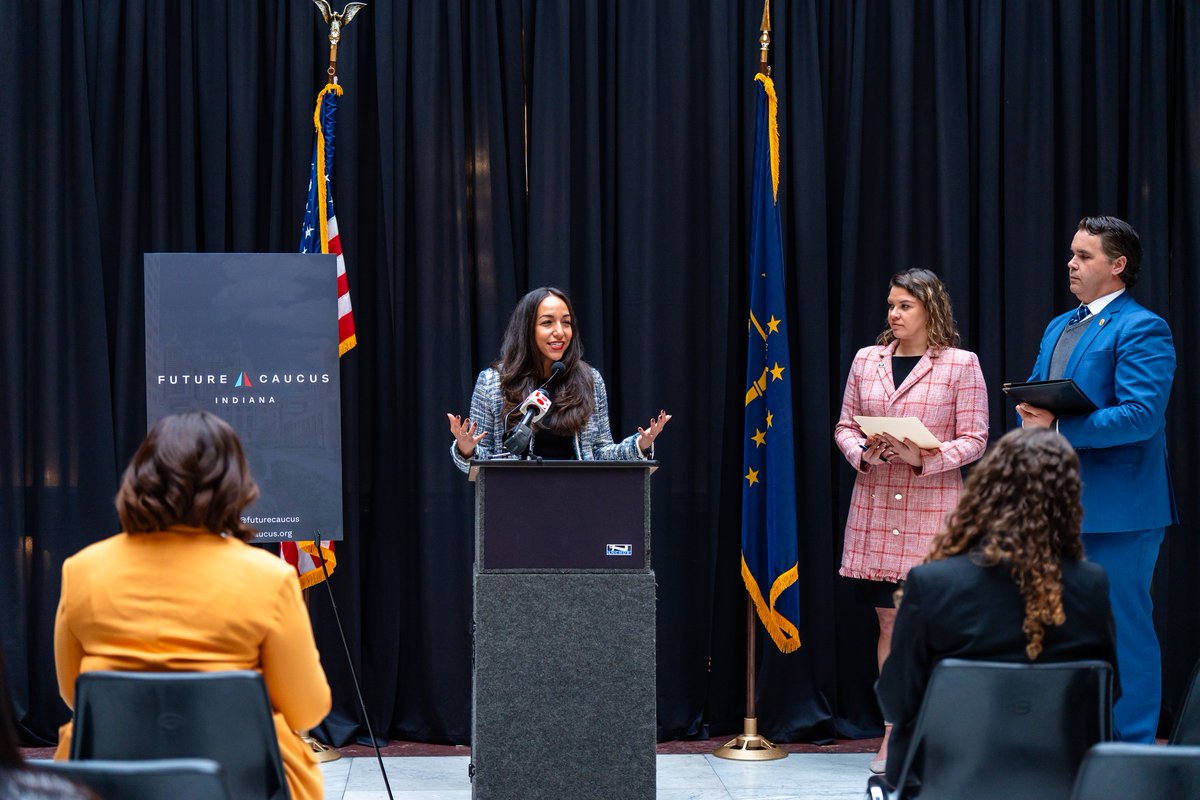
top-left (1079, 216), bottom-right (1141, 289)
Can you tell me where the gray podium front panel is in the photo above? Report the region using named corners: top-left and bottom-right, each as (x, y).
top-left (472, 572), bottom-right (656, 800)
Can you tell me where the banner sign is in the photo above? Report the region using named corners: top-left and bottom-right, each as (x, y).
top-left (144, 253), bottom-right (344, 542)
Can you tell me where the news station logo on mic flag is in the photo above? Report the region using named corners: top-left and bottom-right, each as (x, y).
top-left (285, 80), bottom-right (357, 589)
top-left (740, 73), bottom-right (801, 653)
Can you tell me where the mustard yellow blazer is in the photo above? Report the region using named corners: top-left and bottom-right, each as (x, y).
top-left (53, 528), bottom-right (332, 800)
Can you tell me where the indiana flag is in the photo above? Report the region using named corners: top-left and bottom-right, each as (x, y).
top-left (285, 81), bottom-right (356, 588)
top-left (740, 72), bottom-right (801, 653)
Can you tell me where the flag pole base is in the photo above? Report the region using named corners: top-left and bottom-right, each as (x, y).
top-left (301, 732), bottom-right (342, 763)
top-left (712, 718), bottom-right (788, 761)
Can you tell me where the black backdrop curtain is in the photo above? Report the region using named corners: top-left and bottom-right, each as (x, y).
top-left (3, 0), bottom-right (1198, 746)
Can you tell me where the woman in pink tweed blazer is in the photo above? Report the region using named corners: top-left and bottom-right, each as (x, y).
top-left (834, 268), bottom-right (988, 772)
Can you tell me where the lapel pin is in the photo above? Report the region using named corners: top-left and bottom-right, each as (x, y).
top-left (1099, 318), bottom-right (1106, 327)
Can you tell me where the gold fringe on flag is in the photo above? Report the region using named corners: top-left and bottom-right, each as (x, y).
top-left (297, 542), bottom-right (338, 590)
top-left (741, 555), bottom-right (801, 652)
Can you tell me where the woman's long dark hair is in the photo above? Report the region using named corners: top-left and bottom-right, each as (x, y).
top-left (495, 287), bottom-right (595, 435)
top-left (923, 427), bottom-right (1085, 660)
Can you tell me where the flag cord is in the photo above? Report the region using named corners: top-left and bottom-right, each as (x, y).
top-left (312, 530), bottom-right (395, 799)
top-left (312, 82), bottom-right (344, 256)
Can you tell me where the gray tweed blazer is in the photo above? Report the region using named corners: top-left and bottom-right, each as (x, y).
top-left (451, 367), bottom-right (651, 472)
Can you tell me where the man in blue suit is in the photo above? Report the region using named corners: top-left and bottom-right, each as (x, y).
top-left (1018, 216), bottom-right (1177, 742)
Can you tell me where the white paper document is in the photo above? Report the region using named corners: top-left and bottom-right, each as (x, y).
top-left (853, 416), bottom-right (943, 449)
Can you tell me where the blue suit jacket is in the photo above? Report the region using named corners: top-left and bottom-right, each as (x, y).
top-left (1028, 292), bottom-right (1178, 533)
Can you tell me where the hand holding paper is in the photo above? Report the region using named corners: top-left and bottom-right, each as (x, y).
top-left (853, 416), bottom-right (943, 449)
top-left (854, 416), bottom-right (943, 468)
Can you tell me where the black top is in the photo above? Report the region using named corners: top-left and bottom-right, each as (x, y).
top-left (891, 355), bottom-right (921, 388)
top-left (876, 553), bottom-right (1118, 786)
top-left (533, 427), bottom-right (575, 459)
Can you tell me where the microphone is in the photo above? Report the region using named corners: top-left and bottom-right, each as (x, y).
top-left (503, 361), bottom-right (565, 457)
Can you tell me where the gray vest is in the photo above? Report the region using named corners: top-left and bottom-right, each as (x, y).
top-left (1049, 316), bottom-right (1095, 379)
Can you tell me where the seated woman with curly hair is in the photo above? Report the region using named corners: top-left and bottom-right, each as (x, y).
top-left (876, 427), bottom-right (1119, 786)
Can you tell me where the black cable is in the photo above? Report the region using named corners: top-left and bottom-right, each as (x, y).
top-left (312, 530), bottom-right (394, 799)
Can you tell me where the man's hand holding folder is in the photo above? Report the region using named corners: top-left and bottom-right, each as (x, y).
top-left (1003, 379), bottom-right (1098, 423)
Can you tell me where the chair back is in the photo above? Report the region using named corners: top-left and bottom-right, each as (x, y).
top-left (70, 671), bottom-right (288, 800)
top-left (36, 758), bottom-right (232, 800)
top-left (891, 659), bottom-right (1112, 800)
top-left (1168, 658), bottom-right (1200, 744)
top-left (1069, 743), bottom-right (1200, 799)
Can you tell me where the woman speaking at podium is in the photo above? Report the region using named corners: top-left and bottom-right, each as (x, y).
top-left (447, 287), bottom-right (670, 470)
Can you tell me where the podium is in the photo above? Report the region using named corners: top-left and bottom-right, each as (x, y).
top-left (469, 460), bottom-right (657, 800)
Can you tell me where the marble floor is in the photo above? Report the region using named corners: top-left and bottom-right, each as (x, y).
top-left (319, 752), bottom-right (877, 799)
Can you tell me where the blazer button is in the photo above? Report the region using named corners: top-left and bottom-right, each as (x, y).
top-left (891, 528), bottom-right (900, 536)
top-left (894, 493), bottom-right (903, 500)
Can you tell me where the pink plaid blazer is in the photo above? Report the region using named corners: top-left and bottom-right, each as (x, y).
top-left (835, 342), bottom-right (989, 582)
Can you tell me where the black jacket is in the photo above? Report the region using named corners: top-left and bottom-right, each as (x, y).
top-left (876, 552), bottom-right (1119, 785)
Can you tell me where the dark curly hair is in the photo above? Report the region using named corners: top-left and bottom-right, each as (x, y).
top-left (923, 427), bottom-right (1084, 660)
top-left (1079, 216), bottom-right (1141, 289)
top-left (116, 411), bottom-right (260, 541)
top-left (495, 287), bottom-right (595, 435)
top-left (876, 268), bottom-right (961, 350)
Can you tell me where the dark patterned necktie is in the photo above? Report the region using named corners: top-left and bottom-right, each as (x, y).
top-left (1068, 305), bottom-right (1092, 326)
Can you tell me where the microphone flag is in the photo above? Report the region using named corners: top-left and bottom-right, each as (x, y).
top-left (740, 72), bottom-right (801, 653)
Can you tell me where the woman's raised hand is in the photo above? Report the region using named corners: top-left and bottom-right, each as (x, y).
top-left (447, 413), bottom-right (487, 459)
top-left (637, 409), bottom-right (673, 453)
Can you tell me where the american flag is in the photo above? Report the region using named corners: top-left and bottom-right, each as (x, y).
top-left (300, 82), bottom-right (356, 356)
top-left (285, 81), bottom-right (355, 588)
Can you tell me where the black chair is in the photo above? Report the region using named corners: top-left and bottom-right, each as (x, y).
top-left (1069, 743), bottom-right (1200, 799)
top-left (866, 659), bottom-right (1112, 800)
top-left (1168, 658), bottom-right (1200, 744)
top-left (70, 671), bottom-right (289, 800)
top-left (35, 758), bottom-right (232, 800)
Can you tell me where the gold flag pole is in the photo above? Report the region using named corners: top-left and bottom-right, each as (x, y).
top-left (713, 600), bottom-right (786, 760)
top-left (758, 0), bottom-right (772, 77)
top-left (298, 1), bottom-right (367, 764)
top-left (714, 0), bottom-right (786, 762)
top-left (313, 1), bottom-right (367, 85)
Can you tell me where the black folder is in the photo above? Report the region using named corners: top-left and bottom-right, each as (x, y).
top-left (1002, 379), bottom-right (1098, 415)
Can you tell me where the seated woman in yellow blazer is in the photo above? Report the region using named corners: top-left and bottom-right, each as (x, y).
top-left (53, 411), bottom-right (332, 800)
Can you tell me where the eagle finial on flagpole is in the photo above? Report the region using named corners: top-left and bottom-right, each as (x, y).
top-left (759, 0), bottom-right (771, 76)
top-left (312, 0), bottom-right (367, 83)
